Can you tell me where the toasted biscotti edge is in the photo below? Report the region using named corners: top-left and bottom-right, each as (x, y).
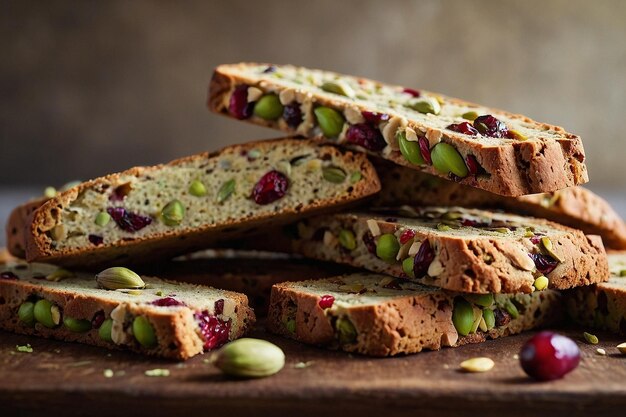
top-left (6, 198), bottom-right (45, 258)
top-left (24, 138), bottom-right (381, 268)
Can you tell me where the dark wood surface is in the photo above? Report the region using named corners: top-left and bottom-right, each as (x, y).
top-left (1, 324), bottom-right (625, 417)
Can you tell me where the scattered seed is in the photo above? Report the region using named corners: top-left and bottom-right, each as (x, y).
top-left (16, 344), bottom-right (33, 353)
top-left (512, 354), bottom-right (519, 360)
top-left (583, 332), bottom-right (599, 345)
top-left (145, 368), bottom-right (170, 377)
top-left (294, 361), bottom-right (315, 369)
top-left (596, 348), bottom-right (606, 356)
top-left (459, 357), bottom-right (495, 373)
top-left (617, 343), bottom-right (626, 354)
top-left (103, 369), bottom-right (114, 378)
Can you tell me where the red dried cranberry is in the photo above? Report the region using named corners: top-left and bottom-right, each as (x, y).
top-left (345, 123), bottom-right (387, 152)
top-left (493, 308), bottom-right (511, 327)
top-left (252, 170), bottom-right (289, 205)
top-left (91, 311), bottom-right (105, 329)
top-left (229, 85), bottom-right (254, 120)
top-left (362, 232), bottom-right (377, 254)
top-left (0, 271), bottom-right (18, 280)
top-left (519, 331), bottom-right (580, 381)
top-left (195, 310), bottom-right (231, 350)
top-left (460, 219), bottom-right (489, 227)
top-left (530, 253), bottom-right (558, 275)
top-left (214, 299), bottom-right (225, 315)
top-left (318, 295), bottom-right (335, 309)
top-left (473, 115), bottom-right (509, 138)
top-left (465, 155), bottom-right (484, 176)
top-left (88, 234), bottom-right (104, 245)
top-left (413, 239), bottom-right (435, 278)
top-left (447, 122), bottom-right (478, 136)
top-left (402, 87), bottom-right (421, 97)
top-left (399, 229), bottom-right (416, 244)
top-left (418, 137), bottom-right (432, 164)
top-left (530, 235), bottom-right (542, 244)
top-left (361, 111), bottom-right (390, 124)
top-left (107, 207), bottom-right (153, 232)
top-left (151, 297), bottom-right (186, 307)
top-left (282, 103), bottom-right (303, 128)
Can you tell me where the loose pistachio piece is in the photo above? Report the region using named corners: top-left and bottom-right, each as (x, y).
top-left (18, 302), bottom-right (35, 326)
top-left (534, 275), bottom-right (549, 291)
top-left (211, 338), bottom-right (285, 378)
top-left (462, 111), bottom-right (478, 121)
top-left (376, 233), bottom-right (400, 262)
top-left (33, 299), bottom-right (60, 328)
top-left (95, 212), bottom-right (111, 227)
top-left (321, 80), bottom-right (355, 98)
top-left (431, 143), bottom-right (469, 178)
top-left (583, 332), bottom-right (599, 345)
top-left (402, 256), bottom-right (415, 278)
top-left (253, 94), bottom-right (284, 120)
top-left (99, 318), bottom-right (113, 342)
top-left (465, 294), bottom-right (494, 308)
top-left (322, 166), bottom-right (347, 183)
top-left (617, 343), bottom-right (626, 354)
top-left (460, 357), bottom-right (495, 373)
top-left (96, 267), bottom-right (145, 290)
top-left (133, 316), bottom-right (157, 348)
top-left (482, 309), bottom-right (495, 330)
top-left (189, 180), bottom-right (207, 197)
top-left (285, 318), bottom-right (296, 334)
top-left (338, 229), bottom-right (357, 251)
top-left (216, 179), bottom-right (236, 203)
top-left (452, 298), bottom-right (474, 336)
top-left (405, 97), bottom-right (441, 115)
top-left (336, 317), bottom-right (357, 344)
top-left (314, 106), bottom-right (344, 137)
top-left (397, 131), bottom-right (426, 165)
top-left (540, 237), bottom-right (564, 263)
top-left (64, 317), bottom-right (92, 333)
top-left (161, 199), bottom-right (185, 226)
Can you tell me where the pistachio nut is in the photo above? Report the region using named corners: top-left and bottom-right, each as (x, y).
top-left (460, 357), bottom-right (495, 373)
top-left (285, 318), bottom-right (296, 334)
top-left (402, 256), bottom-right (415, 278)
top-left (18, 301), bottom-right (36, 326)
top-left (188, 179), bottom-right (207, 197)
top-left (99, 318), bottom-right (113, 342)
top-left (338, 229), bottom-right (357, 251)
top-left (533, 275), bottom-right (549, 291)
top-left (431, 142), bottom-right (469, 178)
top-left (210, 338), bottom-right (285, 378)
top-left (503, 299), bottom-right (520, 319)
top-left (95, 212), bottom-right (111, 227)
top-left (452, 298), bottom-right (474, 336)
top-left (508, 129), bottom-right (527, 141)
top-left (376, 233), bottom-right (400, 262)
top-left (464, 293), bottom-right (494, 308)
top-left (64, 317), bottom-right (92, 333)
top-left (336, 316), bottom-right (357, 344)
top-left (461, 111), bottom-right (478, 121)
top-left (44, 186), bottom-right (57, 198)
top-left (482, 308), bottom-right (495, 330)
top-left (132, 316), bottom-right (157, 348)
top-left (540, 237), bottom-right (564, 262)
top-left (321, 80), bottom-right (355, 98)
top-left (46, 268), bottom-right (74, 282)
top-left (405, 97), bottom-right (441, 115)
top-left (96, 267), bottom-right (145, 290)
top-left (253, 94), bottom-right (284, 120)
top-left (314, 106), bottom-right (344, 137)
top-left (34, 299), bottom-right (60, 328)
top-left (216, 179), bottom-right (236, 203)
top-left (583, 332), bottom-right (599, 345)
top-left (322, 166), bottom-right (347, 183)
top-left (349, 171), bottom-right (362, 184)
top-left (161, 199), bottom-right (185, 226)
top-left (398, 131), bottom-right (426, 165)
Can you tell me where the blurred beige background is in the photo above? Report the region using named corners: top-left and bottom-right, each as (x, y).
top-left (1, 0), bottom-right (625, 189)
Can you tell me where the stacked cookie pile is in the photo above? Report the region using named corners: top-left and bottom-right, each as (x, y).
top-left (2, 63), bottom-right (625, 360)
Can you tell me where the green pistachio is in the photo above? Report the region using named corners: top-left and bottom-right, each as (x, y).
top-left (508, 129), bottom-right (527, 141)
top-left (462, 111), bottom-right (479, 121)
top-left (321, 80), bottom-right (355, 98)
top-left (46, 268), bottom-right (74, 282)
top-left (405, 97), bottom-right (441, 115)
top-left (96, 267), bottom-right (145, 290)
top-left (216, 179), bottom-right (236, 203)
top-left (132, 316), bottom-right (157, 348)
top-left (349, 171), bottom-right (362, 184)
top-left (336, 317), bottom-right (357, 344)
top-left (482, 309), bottom-right (496, 330)
top-left (210, 338), bottom-right (285, 378)
top-left (314, 107), bottom-right (344, 137)
top-left (376, 233), bottom-right (400, 262)
top-left (397, 131), bottom-right (426, 165)
top-left (452, 298), bottom-right (474, 336)
top-left (322, 166), bottom-right (347, 183)
top-left (161, 199), bottom-right (185, 226)
top-left (95, 212), bottom-right (111, 227)
top-left (464, 294), bottom-right (494, 308)
top-left (188, 180), bottom-right (207, 197)
top-left (18, 302), bottom-right (36, 326)
top-left (63, 317), bottom-right (92, 333)
top-left (43, 186), bottom-right (57, 198)
top-left (99, 319), bottom-right (113, 342)
top-left (34, 299), bottom-right (60, 328)
top-left (338, 229), bottom-right (357, 251)
top-left (402, 257), bottom-right (415, 278)
top-left (285, 318), bottom-right (296, 334)
top-left (533, 276), bottom-right (549, 291)
top-left (620, 270), bottom-right (626, 277)
top-left (540, 237), bottom-right (564, 263)
top-left (431, 143), bottom-right (469, 178)
top-left (503, 299), bottom-right (520, 319)
top-left (437, 223), bottom-right (452, 231)
top-left (253, 94), bottom-right (284, 120)
top-left (583, 332), bottom-right (599, 345)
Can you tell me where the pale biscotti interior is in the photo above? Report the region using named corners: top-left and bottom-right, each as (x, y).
top-left (209, 63), bottom-right (588, 196)
top-left (291, 206), bottom-right (608, 294)
top-left (27, 138), bottom-right (379, 264)
top-left (0, 258), bottom-right (254, 359)
top-left (268, 273), bottom-right (562, 356)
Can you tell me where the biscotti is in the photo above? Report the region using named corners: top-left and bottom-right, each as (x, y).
top-left (565, 252), bottom-right (626, 335)
top-left (285, 207), bottom-right (608, 293)
top-left (374, 162), bottom-right (626, 249)
top-left (23, 138), bottom-right (380, 268)
top-left (0, 256), bottom-right (254, 360)
top-left (6, 197), bottom-right (45, 258)
top-left (208, 63), bottom-right (588, 197)
top-left (268, 273), bottom-right (562, 356)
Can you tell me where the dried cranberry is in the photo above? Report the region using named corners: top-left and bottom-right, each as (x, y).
top-left (195, 310), bottom-right (231, 350)
top-left (107, 207), bottom-right (152, 233)
top-left (418, 137), bottom-right (432, 164)
top-left (473, 115), bottom-right (509, 138)
top-left (345, 123), bottom-right (386, 152)
top-left (361, 111), bottom-right (390, 124)
top-left (229, 85), bottom-right (254, 120)
top-left (283, 103), bottom-right (303, 128)
top-left (530, 253), bottom-right (558, 275)
top-left (519, 331), bottom-right (580, 381)
top-left (447, 122), bottom-right (478, 136)
top-left (0, 271), bottom-right (18, 280)
top-left (91, 311), bottom-right (105, 329)
top-left (318, 295), bottom-right (335, 309)
top-left (493, 308), bottom-right (511, 327)
top-left (262, 65), bottom-right (276, 73)
top-left (465, 155), bottom-right (484, 176)
top-left (151, 297), bottom-right (186, 307)
top-left (362, 232), bottom-right (377, 254)
top-left (403, 87), bottom-right (421, 97)
top-left (530, 235), bottom-right (542, 244)
top-left (399, 229), bottom-right (416, 244)
top-left (214, 299), bottom-right (225, 315)
top-left (88, 234), bottom-right (104, 245)
top-left (460, 219), bottom-right (490, 227)
top-left (413, 239), bottom-right (435, 278)
top-left (251, 170), bottom-right (289, 205)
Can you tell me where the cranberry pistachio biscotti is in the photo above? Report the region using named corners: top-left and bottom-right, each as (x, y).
top-left (0, 257), bottom-right (254, 360)
top-left (285, 207), bottom-right (608, 294)
top-left (268, 273), bottom-right (562, 356)
top-left (23, 138), bottom-right (380, 268)
top-left (208, 63), bottom-right (588, 197)
top-left (375, 162), bottom-right (626, 249)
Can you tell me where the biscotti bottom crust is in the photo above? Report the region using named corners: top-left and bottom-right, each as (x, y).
top-left (268, 273), bottom-right (562, 356)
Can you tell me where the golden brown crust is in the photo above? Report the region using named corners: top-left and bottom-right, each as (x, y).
top-left (6, 198), bottom-right (45, 258)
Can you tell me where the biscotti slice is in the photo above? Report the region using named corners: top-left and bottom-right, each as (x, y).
top-left (24, 138), bottom-right (380, 268)
top-left (268, 273), bottom-right (562, 356)
top-left (287, 207), bottom-right (608, 293)
top-left (6, 197), bottom-right (45, 258)
top-left (375, 162), bottom-right (626, 249)
top-left (208, 63), bottom-right (588, 197)
top-left (565, 252), bottom-right (626, 335)
top-left (0, 257), bottom-right (254, 360)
